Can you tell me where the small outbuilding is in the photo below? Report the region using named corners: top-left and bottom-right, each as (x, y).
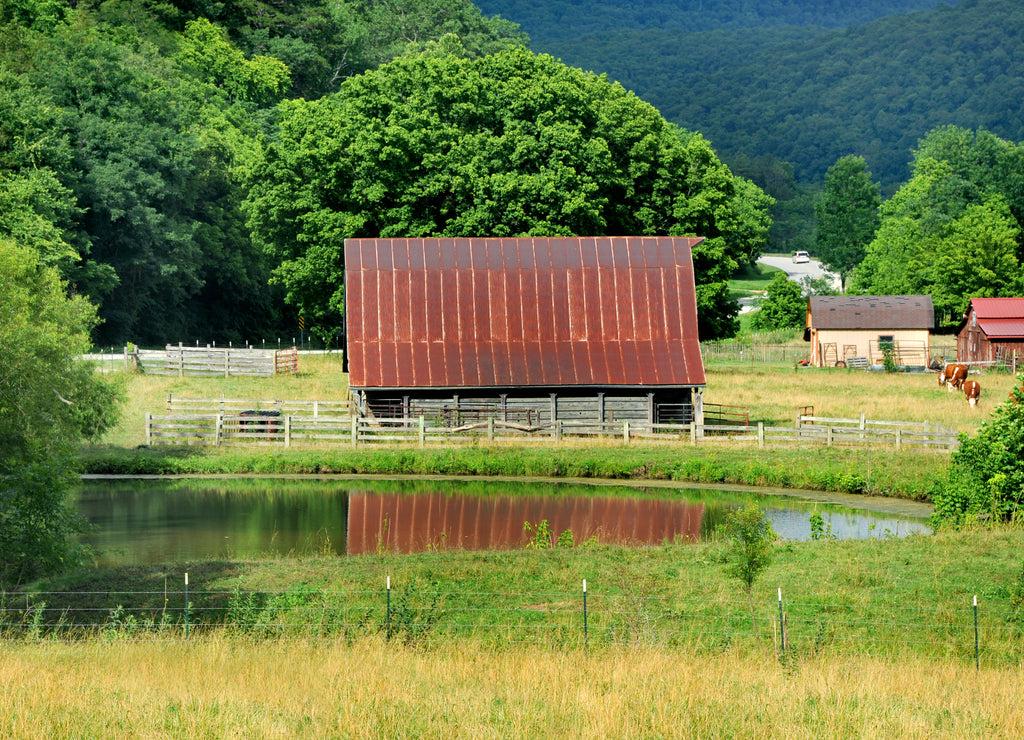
top-left (344, 236), bottom-right (707, 426)
top-left (957, 297), bottom-right (1024, 368)
top-left (803, 295), bottom-right (934, 367)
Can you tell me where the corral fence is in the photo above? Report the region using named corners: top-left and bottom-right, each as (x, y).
top-left (700, 342), bottom-right (961, 366)
top-left (145, 398), bottom-right (959, 451)
top-left (2, 583), bottom-right (1014, 667)
top-left (133, 344), bottom-right (299, 377)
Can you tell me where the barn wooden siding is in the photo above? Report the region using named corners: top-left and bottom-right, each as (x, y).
top-left (364, 390), bottom-right (695, 426)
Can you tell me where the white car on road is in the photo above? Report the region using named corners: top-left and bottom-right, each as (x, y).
top-left (792, 250), bottom-right (810, 263)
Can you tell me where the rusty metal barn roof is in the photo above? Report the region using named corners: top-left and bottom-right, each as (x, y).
top-left (345, 237), bottom-right (706, 390)
top-left (807, 295), bottom-right (934, 331)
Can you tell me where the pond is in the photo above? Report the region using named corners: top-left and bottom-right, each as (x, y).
top-left (72, 477), bottom-right (933, 566)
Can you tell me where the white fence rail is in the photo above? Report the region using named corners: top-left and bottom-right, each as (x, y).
top-left (135, 346), bottom-right (298, 377)
top-left (144, 411), bottom-right (959, 451)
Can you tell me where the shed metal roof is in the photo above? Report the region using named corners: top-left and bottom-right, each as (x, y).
top-left (967, 297), bottom-right (1024, 320)
top-left (976, 319), bottom-right (1024, 339)
top-left (345, 237), bottom-right (706, 390)
top-left (807, 295), bottom-right (934, 331)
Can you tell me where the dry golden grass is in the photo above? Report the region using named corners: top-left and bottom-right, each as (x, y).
top-left (101, 353), bottom-right (348, 447)
top-left (2, 638), bottom-right (1022, 738)
top-left (99, 353), bottom-right (1016, 449)
top-left (705, 360), bottom-right (1018, 433)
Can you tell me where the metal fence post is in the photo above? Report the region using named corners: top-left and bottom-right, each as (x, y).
top-left (386, 576), bottom-right (392, 642)
top-left (583, 579), bottom-right (588, 649)
top-left (778, 587), bottom-right (785, 658)
top-left (184, 572), bottom-right (190, 640)
top-left (974, 595), bottom-right (979, 671)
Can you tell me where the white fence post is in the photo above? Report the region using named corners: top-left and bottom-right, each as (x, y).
top-left (215, 413), bottom-right (222, 445)
top-left (284, 415), bottom-right (291, 448)
top-left (419, 415), bottom-right (425, 447)
top-left (145, 412), bottom-right (152, 446)
top-left (350, 415), bottom-right (358, 447)
top-left (757, 421), bottom-right (764, 448)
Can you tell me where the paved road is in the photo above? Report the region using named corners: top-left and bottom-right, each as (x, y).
top-left (757, 255), bottom-right (841, 291)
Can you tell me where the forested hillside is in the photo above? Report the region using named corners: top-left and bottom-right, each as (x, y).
top-left (481, 0), bottom-right (1024, 188)
top-left (0, 0), bottom-right (525, 346)
top-left (474, 0), bottom-right (944, 43)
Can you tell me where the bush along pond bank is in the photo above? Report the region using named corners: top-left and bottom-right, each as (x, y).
top-left (78, 443), bottom-right (947, 501)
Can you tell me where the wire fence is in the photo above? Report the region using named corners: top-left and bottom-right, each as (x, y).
top-left (3, 583), bottom-right (1020, 667)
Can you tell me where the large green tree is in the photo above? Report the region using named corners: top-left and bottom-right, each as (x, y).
top-left (0, 238), bottom-right (123, 587)
top-left (851, 127), bottom-right (1024, 326)
top-left (244, 39), bottom-right (773, 340)
top-left (813, 155), bottom-right (880, 290)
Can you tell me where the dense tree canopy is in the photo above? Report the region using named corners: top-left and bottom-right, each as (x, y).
top-left (751, 273), bottom-right (807, 332)
top-left (851, 126), bottom-right (1024, 327)
top-left (532, 0), bottom-right (1024, 188)
top-left (814, 155), bottom-right (881, 289)
top-left (244, 40), bottom-right (773, 340)
top-left (0, 239), bottom-right (122, 586)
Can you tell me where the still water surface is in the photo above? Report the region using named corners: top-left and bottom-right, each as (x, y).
top-left (72, 478), bottom-right (932, 566)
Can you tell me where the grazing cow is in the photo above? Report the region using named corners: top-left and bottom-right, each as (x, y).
top-left (938, 364), bottom-right (953, 387)
top-left (963, 380), bottom-right (981, 407)
top-left (945, 363), bottom-right (969, 392)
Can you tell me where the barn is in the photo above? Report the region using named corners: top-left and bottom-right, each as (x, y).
top-left (957, 297), bottom-right (1024, 368)
top-left (803, 295), bottom-right (934, 368)
top-left (344, 236), bottom-right (706, 427)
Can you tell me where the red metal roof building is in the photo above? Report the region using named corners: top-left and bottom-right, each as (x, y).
top-left (345, 237), bottom-right (706, 425)
top-left (957, 297), bottom-right (1024, 367)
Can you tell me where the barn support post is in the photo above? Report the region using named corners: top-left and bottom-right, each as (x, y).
top-left (691, 387), bottom-right (704, 439)
top-left (597, 392), bottom-right (605, 423)
top-left (500, 393), bottom-right (508, 422)
top-left (549, 393), bottom-right (558, 426)
top-left (646, 393), bottom-right (655, 425)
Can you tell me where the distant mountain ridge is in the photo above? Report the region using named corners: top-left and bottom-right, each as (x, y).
top-left (476, 0), bottom-right (947, 42)
top-left (476, 0), bottom-right (1024, 187)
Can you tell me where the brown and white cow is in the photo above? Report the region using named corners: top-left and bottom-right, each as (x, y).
top-left (944, 363), bottom-right (969, 392)
top-left (963, 379), bottom-right (981, 407)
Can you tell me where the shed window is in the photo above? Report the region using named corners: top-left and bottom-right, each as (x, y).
top-left (878, 335), bottom-right (894, 350)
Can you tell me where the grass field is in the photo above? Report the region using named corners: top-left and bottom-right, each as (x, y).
top-left (8, 527), bottom-right (1024, 738)
top-left (6, 353), bottom-right (1020, 737)
top-left (80, 352), bottom-right (1020, 501)
top-left (3, 640), bottom-right (1023, 738)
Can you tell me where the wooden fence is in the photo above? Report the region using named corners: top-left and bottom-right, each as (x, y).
top-left (164, 393), bottom-right (350, 416)
top-left (144, 408), bottom-right (959, 451)
top-left (134, 345), bottom-right (299, 377)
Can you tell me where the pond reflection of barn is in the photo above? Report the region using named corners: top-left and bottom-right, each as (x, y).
top-left (344, 237), bottom-right (706, 426)
top-left (346, 492), bottom-right (705, 554)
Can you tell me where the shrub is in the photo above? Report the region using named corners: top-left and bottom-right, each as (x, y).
top-left (932, 375), bottom-right (1024, 526)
